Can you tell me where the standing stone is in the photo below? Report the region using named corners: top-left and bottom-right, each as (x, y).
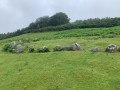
top-left (24, 38), bottom-right (29, 43)
top-left (14, 44), bottom-right (23, 53)
top-left (9, 41), bottom-right (16, 48)
top-left (91, 47), bottom-right (100, 52)
top-left (105, 44), bottom-right (117, 52)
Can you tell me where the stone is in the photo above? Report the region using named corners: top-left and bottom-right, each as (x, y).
top-left (105, 44), bottom-right (117, 52)
top-left (38, 46), bottom-right (49, 52)
top-left (71, 43), bottom-right (83, 51)
top-left (9, 41), bottom-right (16, 48)
top-left (62, 43), bottom-right (83, 51)
top-left (62, 46), bottom-right (72, 51)
top-left (29, 45), bottom-right (34, 49)
top-left (14, 44), bottom-right (23, 53)
top-left (54, 45), bottom-right (62, 51)
top-left (18, 40), bottom-right (22, 44)
top-left (40, 46), bottom-right (47, 50)
top-left (24, 38), bottom-right (29, 43)
top-left (91, 47), bottom-right (100, 52)
top-left (33, 38), bottom-right (39, 42)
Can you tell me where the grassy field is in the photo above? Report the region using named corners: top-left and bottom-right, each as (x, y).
top-left (0, 26), bottom-right (120, 90)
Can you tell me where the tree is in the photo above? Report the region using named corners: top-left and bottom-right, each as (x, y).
top-left (49, 12), bottom-right (70, 26)
top-left (35, 16), bottom-right (50, 28)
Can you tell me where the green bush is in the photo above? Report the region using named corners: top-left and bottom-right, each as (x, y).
top-left (29, 48), bottom-right (35, 53)
top-left (3, 44), bottom-right (10, 52)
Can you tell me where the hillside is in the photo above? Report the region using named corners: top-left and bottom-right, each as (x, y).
top-left (0, 26), bottom-right (120, 90)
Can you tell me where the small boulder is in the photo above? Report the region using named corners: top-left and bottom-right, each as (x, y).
top-left (18, 40), bottom-right (22, 44)
top-left (14, 44), bottom-right (23, 53)
top-left (9, 41), bottom-right (16, 48)
top-left (33, 38), bottom-right (39, 42)
top-left (54, 45), bottom-right (62, 51)
top-left (29, 45), bottom-right (34, 52)
top-left (29, 45), bottom-right (34, 49)
top-left (38, 46), bottom-right (49, 52)
top-left (105, 44), bottom-right (117, 53)
top-left (62, 43), bottom-right (83, 51)
top-left (91, 47), bottom-right (100, 52)
top-left (71, 43), bottom-right (83, 51)
top-left (62, 46), bottom-right (72, 51)
top-left (24, 38), bottom-right (29, 43)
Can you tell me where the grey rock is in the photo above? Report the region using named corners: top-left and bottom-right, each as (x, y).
top-left (18, 40), bottom-right (22, 44)
top-left (14, 44), bottom-right (23, 53)
top-left (105, 44), bottom-right (117, 52)
top-left (9, 41), bottom-right (16, 48)
top-left (62, 43), bottom-right (83, 51)
top-left (33, 38), bottom-right (39, 42)
top-left (91, 47), bottom-right (100, 52)
top-left (62, 46), bottom-right (72, 51)
top-left (71, 43), bottom-right (83, 51)
top-left (40, 46), bottom-right (47, 50)
top-left (29, 45), bottom-right (34, 49)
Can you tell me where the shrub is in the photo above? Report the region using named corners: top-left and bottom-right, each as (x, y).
top-left (3, 44), bottom-right (10, 52)
top-left (29, 48), bottom-right (35, 53)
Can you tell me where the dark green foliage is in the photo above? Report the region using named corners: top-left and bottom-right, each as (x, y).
top-left (29, 48), bottom-right (35, 53)
top-left (49, 12), bottom-right (70, 26)
top-left (8, 48), bottom-right (13, 52)
top-left (54, 47), bottom-right (62, 51)
top-left (38, 47), bottom-right (49, 53)
top-left (3, 44), bottom-right (14, 52)
top-left (3, 44), bottom-right (10, 52)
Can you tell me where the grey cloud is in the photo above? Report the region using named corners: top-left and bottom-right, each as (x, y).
top-left (0, 0), bottom-right (120, 33)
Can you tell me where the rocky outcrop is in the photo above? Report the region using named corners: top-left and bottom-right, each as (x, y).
top-left (105, 44), bottom-right (117, 52)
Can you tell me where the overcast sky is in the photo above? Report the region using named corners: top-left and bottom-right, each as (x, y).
top-left (0, 0), bottom-right (120, 33)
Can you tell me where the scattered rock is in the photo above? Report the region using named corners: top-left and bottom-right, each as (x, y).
top-left (24, 38), bottom-right (29, 43)
top-left (14, 44), bottom-right (23, 53)
top-left (38, 46), bottom-right (49, 52)
top-left (18, 40), bottom-right (22, 44)
top-left (91, 47), bottom-right (100, 52)
top-left (105, 44), bottom-right (117, 52)
top-left (29, 45), bottom-right (34, 49)
top-left (54, 45), bottom-right (62, 51)
top-left (9, 41), bottom-right (16, 48)
top-left (62, 43), bottom-right (83, 51)
top-left (33, 38), bottom-right (39, 42)
top-left (62, 46), bottom-right (72, 51)
top-left (29, 45), bottom-right (34, 52)
top-left (71, 43), bottom-right (83, 51)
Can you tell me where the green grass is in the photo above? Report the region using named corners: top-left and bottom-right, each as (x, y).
top-left (0, 26), bottom-right (120, 90)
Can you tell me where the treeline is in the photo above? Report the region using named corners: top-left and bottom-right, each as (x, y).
top-left (0, 12), bottom-right (120, 40)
